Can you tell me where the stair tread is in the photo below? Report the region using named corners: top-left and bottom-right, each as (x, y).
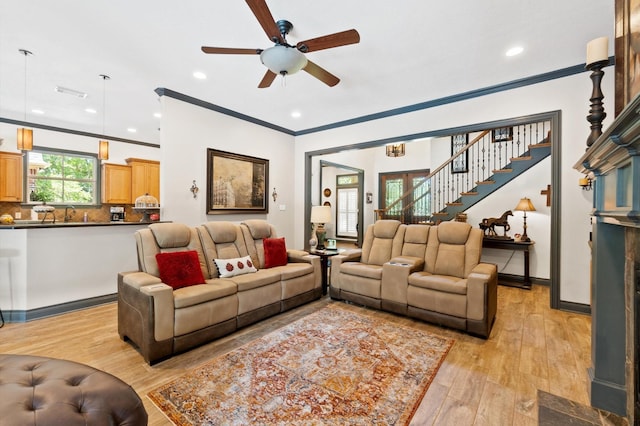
top-left (492, 169), bottom-right (513, 173)
top-left (531, 142), bottom-right (551, 148)
top-left (461, 192), bottom-right (478, 196)
top-left (476, 180), bottom-right (495, 185)
top-left (511, 156), bottom-right (532, 161)
top-left (446, 202), bottom-right (463, 206)
top-left (432, 212), bottom-right (449, 216)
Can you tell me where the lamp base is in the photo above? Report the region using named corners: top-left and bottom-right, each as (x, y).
top-left (315, 224), bottom-right (327, 250)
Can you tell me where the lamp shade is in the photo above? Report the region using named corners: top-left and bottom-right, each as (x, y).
top-left (586, 36), bottom-right (609, 66)
top-left (514, 197), bottom-right (536, 212)
top-left (260, 45), bottom-right (308, 75)
top-left (310, 205), bottom-right (332, 224)
top-left (17, 128), bottom-right (33, 151)
top-left (98, 140), bottom-right (109, 160)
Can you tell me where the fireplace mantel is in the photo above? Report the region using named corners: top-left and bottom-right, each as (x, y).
top-left (574, 93), bottom-right (640, 423)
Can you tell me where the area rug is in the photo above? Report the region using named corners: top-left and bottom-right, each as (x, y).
top-left (148, 304), bottom-right (454, 425)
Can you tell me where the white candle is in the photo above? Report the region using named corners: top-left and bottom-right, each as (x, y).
top-left (586, 36), bottom-right (609, 65)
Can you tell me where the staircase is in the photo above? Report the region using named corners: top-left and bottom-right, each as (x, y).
top-left (377, 120), bottom-right (552, 223)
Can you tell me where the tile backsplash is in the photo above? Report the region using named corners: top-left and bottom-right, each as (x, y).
top-left (0, 202), bottom-right (148, 223)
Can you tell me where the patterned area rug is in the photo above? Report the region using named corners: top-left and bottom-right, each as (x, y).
top-left (148, 304), bottom-right (454, 425)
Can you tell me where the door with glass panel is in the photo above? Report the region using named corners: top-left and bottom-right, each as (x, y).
top-left (379, 170), bottom-right (431, 223)
top-left (336, 174), bottom-right (359, 239)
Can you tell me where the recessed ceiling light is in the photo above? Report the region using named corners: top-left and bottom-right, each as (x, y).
top-left (153, 112), bottom-right (162, 118)
top-left (506, 46), bottom-right (524, 57)
top-left (291, 111), bottom-right (301, 118)
top-left (31, 109), bottom-right (44, 114)
top-left (193, 71), bottom-right (207, 80)
top-left (85, 108), bottom-right (97, 114)
top-left (127, 128), bottom-right (137, 133)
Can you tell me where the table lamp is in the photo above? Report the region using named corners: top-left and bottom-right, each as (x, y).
top-left (514, 197), bottom-right (536, 242)
top-left (310, 205), bottom-right (332, 250)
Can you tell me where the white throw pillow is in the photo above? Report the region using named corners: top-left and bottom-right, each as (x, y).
top-left (214, 255), bottom-right (258, 278)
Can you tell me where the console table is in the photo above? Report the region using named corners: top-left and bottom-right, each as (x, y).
top-left (482, 238), bottom-right (534, 289)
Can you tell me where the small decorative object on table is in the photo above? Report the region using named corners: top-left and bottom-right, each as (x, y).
top-left (479, 210), bottom-right (513, 240)
top-left (134, 193), bottom-right (160, 223)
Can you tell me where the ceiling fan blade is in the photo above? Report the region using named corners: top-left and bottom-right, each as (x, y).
top-left (303, 60), bottom-right (340, 87)
top-left (258, 70), bottom-right (277, 88)
top-left (201, 46), bottom-right (262, 55)
top-left (296, 29), bottom-right (360, 53)
top-left (245, 0), bottom-right (284, 44)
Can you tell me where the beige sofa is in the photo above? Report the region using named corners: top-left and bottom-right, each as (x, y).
top-left (330, 220), bottom-right (497, 337)
top-left (118, 220), bottom-right (321, 364)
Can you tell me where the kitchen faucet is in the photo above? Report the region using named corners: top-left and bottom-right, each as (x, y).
top-left (64, 206), bottom-right (76, 223)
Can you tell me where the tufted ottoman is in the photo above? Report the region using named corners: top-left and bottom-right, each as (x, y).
top-left (0, 354), bottom-right (148, 426)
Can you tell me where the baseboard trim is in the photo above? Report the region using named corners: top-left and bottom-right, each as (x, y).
top-left (3, 294), bottom-right (117, 323)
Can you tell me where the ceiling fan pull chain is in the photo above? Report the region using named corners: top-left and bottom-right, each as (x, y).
top-left (281, 74), bottom-right (287, 87)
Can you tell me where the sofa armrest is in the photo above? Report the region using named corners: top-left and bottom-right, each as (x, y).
top-left (381, 260), bottom-right (417, 305)
top-left (329, 249), bottom-right (362, 291)
top-left (466, 263), bottom-right (498, 322)
top-left (388, 256), bottom-right (425, 272)
top-left (287, 249), bottom-right (311, 263)
top-left (118, 272), bottom-right (175, 363)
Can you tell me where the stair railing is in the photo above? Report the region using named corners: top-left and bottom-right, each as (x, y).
top-left (376, 121), bottom-right (551, 223)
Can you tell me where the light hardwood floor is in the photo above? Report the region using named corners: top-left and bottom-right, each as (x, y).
top-left (0, 284), bottom-right (590, 425)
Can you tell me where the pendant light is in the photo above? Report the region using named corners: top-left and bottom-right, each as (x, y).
top-left (17, 49), bottom-right (33, 152)
top-left (98, 74), bottom-right (110, 160)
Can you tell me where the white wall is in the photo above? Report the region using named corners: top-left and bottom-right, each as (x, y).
top-left (0, 122), bottom-right (159, 163)
top-left (293, 70), bottom-right (615, 305)
top-left (158, 97), bottom-right (296, 242)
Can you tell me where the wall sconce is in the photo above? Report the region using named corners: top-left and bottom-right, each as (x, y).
top-left (385, 143), bottom-right (405, 157)
top-left (98, 140), bottom-right (109, 160)
top-left (585, 37), bottom-right (609, 149)
top-left (272, 187), bottom-right (278, 202)
top-left (579, 176), bottom-right (593, 191)
top-left (190, 180), bottom-right (199, 198)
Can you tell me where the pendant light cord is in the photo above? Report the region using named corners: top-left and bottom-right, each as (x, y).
top-left (99, 74), bottom-right (110, 136)
top-left (19, 49), bottom-right (32, 122)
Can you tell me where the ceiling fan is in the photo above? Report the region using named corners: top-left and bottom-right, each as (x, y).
top-left (201, 0), bottom-right (360, 88)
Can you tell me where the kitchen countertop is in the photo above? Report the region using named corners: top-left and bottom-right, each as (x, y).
top-left (0, 221), bottom-right (169, 229)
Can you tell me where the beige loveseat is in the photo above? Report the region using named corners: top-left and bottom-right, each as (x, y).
top-left (330, 220), bottom-right (497, 337)
top-left (118, 220), bottom-right (320, 364)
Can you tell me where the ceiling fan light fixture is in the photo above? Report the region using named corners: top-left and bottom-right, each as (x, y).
top-left (260, 45), bottom-right (307, 75)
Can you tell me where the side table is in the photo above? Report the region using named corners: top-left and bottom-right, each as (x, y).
top-left (482, 238), bottom-right (535, 289)
top-left (310, 249), bottom-right (340, 295)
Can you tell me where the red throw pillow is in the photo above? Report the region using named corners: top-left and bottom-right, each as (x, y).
top-left (263, 237), bottom-right (288, 268)
top-left (155, 250), bottom-right (205, 290)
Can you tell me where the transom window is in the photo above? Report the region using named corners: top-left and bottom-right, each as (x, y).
top-left (25, 148), bottom-right (99, 205)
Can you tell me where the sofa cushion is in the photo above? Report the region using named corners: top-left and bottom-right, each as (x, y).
top-left (340, 262), bottom-right (383, 280)
top-left (155, 250), bottom-right (205, 290)
top-left (437, 221), bottom-right (471, 245)
top-left (230, 269), bottom-right (281, 292)
top-left (434, 244), bottom-right (466, 277)
top-left (173, 280), bottom-right (238, 309)
top-left (205, 221), bottom-right (238, 244)
top-left (150, 223), bottom-right (192, 248)
top-left (264, 237), bottom-right (288, 268)
top-left (214, 255), bottom-right (257, 278)
top-left (243, 219), bottom-right (272, 239)
top-left (408, 272), bottom-right (467, 295)
top-left (279, 262), bottom-right (315, 280)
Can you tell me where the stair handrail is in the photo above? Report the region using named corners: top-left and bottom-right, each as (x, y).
top-left (376, 130), bottom-right (490, 219)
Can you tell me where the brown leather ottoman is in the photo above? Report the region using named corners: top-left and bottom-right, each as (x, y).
top-left (0, 354), bottom-right (148, 425)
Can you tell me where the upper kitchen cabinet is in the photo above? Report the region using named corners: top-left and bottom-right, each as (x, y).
top-left (0, 151), bottom-right (24, 202)
top-left (102, 163), bottom-right (132, 204)
top-left (126, 158), bottom-right (160, 203)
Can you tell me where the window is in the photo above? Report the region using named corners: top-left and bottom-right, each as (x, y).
top-left (336, 173), bottom-right (359, 238)
top-left (379, 170), bottom-right (431, 223)
top-left (25, 148), bottom-right (99, 205)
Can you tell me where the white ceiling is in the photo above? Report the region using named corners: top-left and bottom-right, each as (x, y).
top-left (0, 1), bottom-right (614, 145)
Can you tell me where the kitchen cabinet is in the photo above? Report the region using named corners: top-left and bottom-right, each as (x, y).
top-left (102, 163), bottom-right (132, 204)
top-left (0, 151), bottom-right (24, 202)
top-left (126, 158), bottom-right (160, 203)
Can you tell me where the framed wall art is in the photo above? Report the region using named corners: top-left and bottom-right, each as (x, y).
top-left (451, 133), bottom-right (469, 173)
top-left (615, 0), bottom-right (640, 115)
top-left (492, 127), bottom-right (513, 143)
top-left (206, 149), bottom-right (269, 214)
